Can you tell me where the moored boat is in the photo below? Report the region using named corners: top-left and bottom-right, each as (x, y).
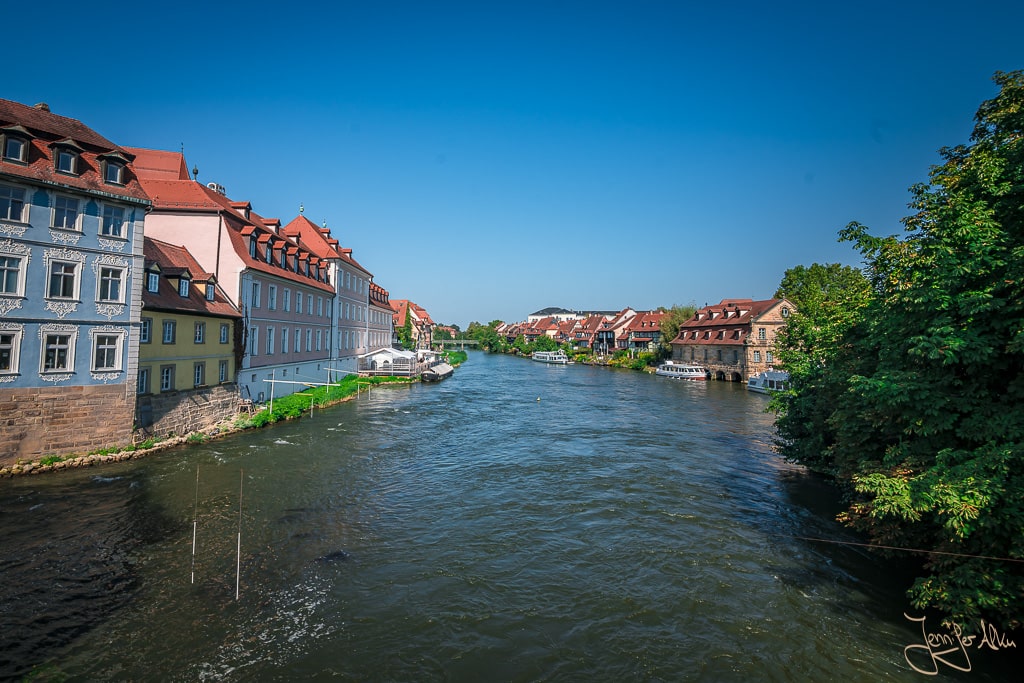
top-left (747, 369), bottom-right (789, 393)
top-left (532, 350), bottom-right (570, 364)
top-left (655, 361), bottom-right (708, 380)
top-left (421, 362), bottom-right (455, 382)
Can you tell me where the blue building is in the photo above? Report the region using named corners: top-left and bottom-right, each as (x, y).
top-left (0, 99), bottom-right (150, 462)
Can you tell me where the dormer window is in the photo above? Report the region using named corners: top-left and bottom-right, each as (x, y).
top-left (249, 237), bottom-right (257, 259)
top-left (205, 283), bottom-right (215, 301)
top-left (55, 148), bottom-right (78, 174)
top-left (781, 307), bottom-right (790, 318)
top-left (1, 131), bottom-right (28, 163)
top-left (178, 278), bottom-right (190, 297)
top-left (146, 271), bottom-right (159, 293)
top-left (98, 152), bottom-right (129, 185)
top-left (265, 244), bottom-right (273, 264)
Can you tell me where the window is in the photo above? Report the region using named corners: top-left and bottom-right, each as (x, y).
top-left (220, 323), bottom-right (229, 344)
top-left (194, 322), bottom-right (205, 344)
top-left (48, 262), bottom-right (77, 299)
top-left (138, 367), bottom-right (150, 394)
top-left (252, 282), bottom-right (261, 308)
top-left (160, 365), bottom-right (174, 392)
top-left (317, 297), bottom-right (323, 317)
top-left (53, 196), bottom-right (79, 230)
top-left (758, 327), bottom-right (767, 340)
top-left (249, 326), bottom-right (259, 355)
top-left (249, 238), bottom-right (257, 259)
top-left (218, 360), bottom-right (228, 383)
top-left (295, 291), bottom-right (302, 313)
top-left (266, 327), bottom-right (275, 355)
top-left (781, 307), bottom-right (790, 318)
top-left (140, 318), bottom-right (152, 343)
top-left (162, 320), bottom-right (176, 344)
top-left (178, 278), bottom-right (190, 297)
top-left (146, 271), bottom-right (159, 293)
top-left (282, 327), bottom-right (289, 353)
top-left (0, 255), bottom-right (23, 295)
top-left (754, 350), bottom-right (762, 363)
top-left (766, 351), bottom-right (774, 364)
top-left (305, 328), bottom-right (312, 352)
top-left (307, 294), bottom-right (313, 315)
top-left (55, 148), bottom-right (78, 174)
top-left (0, 185), bottom-right (26, 221)
top-left (205, 283), bottom-right (215, 301)
top-left (42, 334), bottom-right (72, 371)
top-left (316, 329), bottom-right (322, 351)
top-left (268, 285), bottom-right (277, 310)
top-left (101, 205), bottom-right (125, 237)
top-left (0, 331), bottom-right (21, 374)
top-left (283, 288), bottom-right (290, 312)
top-left (265, 243), bottom-right (273, 263)
top-left (92, 334), bottom-right (121, 371)
top-left (103, 160), bottom-right (124, 185)
top-left (98, 267), bottom-right (123, 302)
top-left (193, 362), bottom-right (205, 387)
top-left (3, 135), bottom-right (27, 163)
top-left (294, 327), bottom-right (300, 352)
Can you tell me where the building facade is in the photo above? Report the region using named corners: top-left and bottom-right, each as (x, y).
top-left (128, 148), bottom-right (337, 402)
top-left (367, 281), bottom-right (394, 350)
top-left (0, 100), bottom-right (150, 462)
top-left (669, 298), bottom-right (794, 381)
top-left (137, 237), bottom-right (242, 437)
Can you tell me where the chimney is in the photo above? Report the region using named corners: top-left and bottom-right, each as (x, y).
top-left (34, 103), bottom-right (51, 112)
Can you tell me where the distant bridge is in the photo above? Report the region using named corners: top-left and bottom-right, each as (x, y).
top-left (436, 339), bottom-right (480, 347)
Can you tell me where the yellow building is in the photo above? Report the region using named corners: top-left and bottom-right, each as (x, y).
top-left (137, 238), bottom-right (242, 436)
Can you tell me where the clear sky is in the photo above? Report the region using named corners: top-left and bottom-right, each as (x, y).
top-left (6, 1), bottom-right (1023, 328)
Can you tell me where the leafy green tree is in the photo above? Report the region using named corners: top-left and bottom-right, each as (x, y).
top-left (398, 309), bottom-right (413, 349)
top-left (775, 71), bottom-right (1024, 630)
top-left (658, 304), bottom-right (697, 357)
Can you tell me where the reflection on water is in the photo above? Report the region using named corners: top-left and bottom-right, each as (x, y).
top-left (0, 352), bottom-right (1019, 681)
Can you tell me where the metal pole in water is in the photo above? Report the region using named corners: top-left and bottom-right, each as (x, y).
top-left (191, 465), bottom-right (200, 584)
top-left (236, 469), bottom-right (243, 601)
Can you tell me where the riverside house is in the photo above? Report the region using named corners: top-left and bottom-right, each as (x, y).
top-left (0, 99), bottom-right (150, 463)
top-left (128, 148), bottom-right (337, 403)
top-left (137, 237), bottom-right (242, 438)
top-left (368, 281), bottom-right (395, 351)
top-left (669, 298), bottom-right (794, 382)
top-left (281, 214), bottom-right (372, 374)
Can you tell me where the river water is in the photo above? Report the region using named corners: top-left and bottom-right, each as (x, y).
top-left (0, 351), bottom-right (1019, 681)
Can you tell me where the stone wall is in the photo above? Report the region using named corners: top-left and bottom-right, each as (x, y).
top-left (136, 383), bottom-right (240, 440)
top-left (0, 384), bottom-right (136, 466)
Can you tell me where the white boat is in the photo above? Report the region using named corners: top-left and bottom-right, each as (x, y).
top-left (532, 350), bottom-right (570, 364)
top-left (747, 370), bottom-right (789, 393)
top-left (655, 361), bottom-right (708, 380)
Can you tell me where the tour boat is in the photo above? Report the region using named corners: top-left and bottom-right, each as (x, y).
top-left (532, 350), bottom-right (570, 364)
top-left (655, 361), bottom-right (708, 380)
top-left (747, 369), bottom-right (789, 394)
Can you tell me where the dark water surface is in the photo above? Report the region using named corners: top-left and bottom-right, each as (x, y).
top-left (1, 352), bottom-right (1018, 681)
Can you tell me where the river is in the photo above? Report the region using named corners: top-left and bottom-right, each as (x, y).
top-left (0, 351), bottom-right (1018, 681)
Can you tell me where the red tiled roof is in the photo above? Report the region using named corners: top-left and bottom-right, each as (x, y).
top-left (126, 147), bottom-right (190, 180)
top-left (142, 238), bottom-right (241, 318)
top-left (0, 99), bottom-right (149, 203)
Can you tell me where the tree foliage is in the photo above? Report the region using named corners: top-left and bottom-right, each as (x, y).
top-left (658, 304), bottom-right (697, 357)
top-left (773, 71), bottom-right (1024, 630)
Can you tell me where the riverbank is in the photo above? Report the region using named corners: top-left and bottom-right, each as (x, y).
top-left (0, 375), bottom-right (415, 479)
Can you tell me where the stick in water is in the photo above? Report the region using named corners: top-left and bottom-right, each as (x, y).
top-left (191, 465), bottom-right (200, 584)
top-left (236, 469), bottom-right (243, 600)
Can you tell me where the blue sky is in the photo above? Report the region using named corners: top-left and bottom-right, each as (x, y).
top-left (7, 1), bottom-right (1023, 328)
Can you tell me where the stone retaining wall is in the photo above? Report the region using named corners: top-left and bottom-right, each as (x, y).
top-left (137, 383), bottom-right (240, 440)
top-left (0, 384), bottom-right (136, 466)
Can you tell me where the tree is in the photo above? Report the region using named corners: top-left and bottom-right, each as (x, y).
top-left (657, 304), bottom-right (697, 357)
top-left (775, 71), bottom-right (1024, 630)
top-left (398, 309), bottom-right (413, 349)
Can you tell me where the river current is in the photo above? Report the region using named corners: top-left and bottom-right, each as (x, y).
top-left (0, 351), bottom-right (1018, 681)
